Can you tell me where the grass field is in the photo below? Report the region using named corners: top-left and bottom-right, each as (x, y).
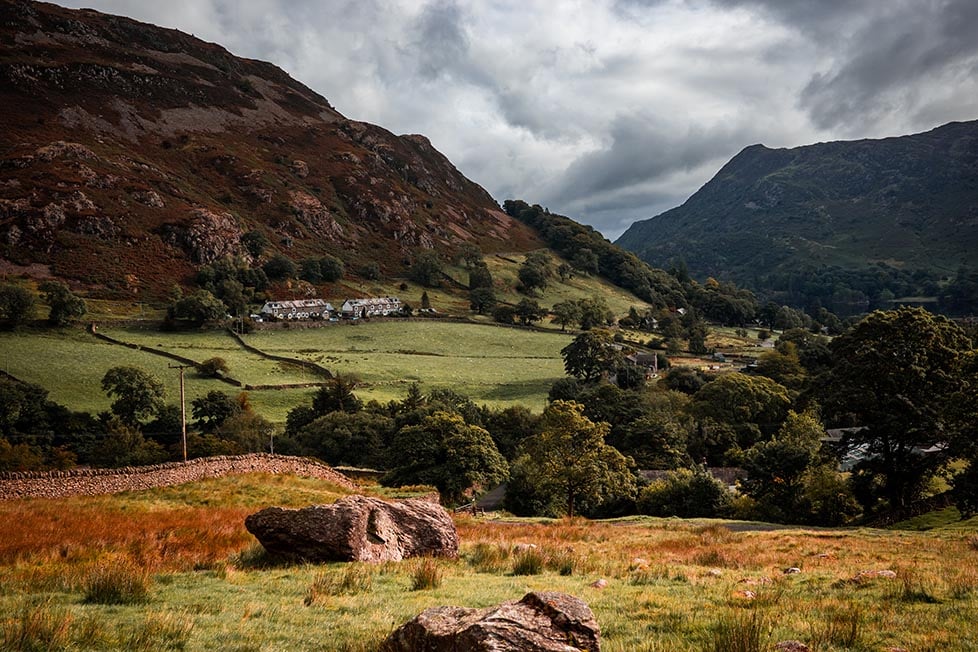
top-left (242, 321), bottom-right (571, 409)
top-left (1, 474), bottom-right (976, 651)
top-left (0, 321), bottom-right (571, 423)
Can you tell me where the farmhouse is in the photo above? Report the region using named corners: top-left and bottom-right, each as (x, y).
top-left (259, 299), bottom-right (333, 320)
top-left (340, 297), bottom-right (402, 318)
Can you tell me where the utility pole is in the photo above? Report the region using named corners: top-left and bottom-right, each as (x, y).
top-left (169, 364), bottom-right (192, 462)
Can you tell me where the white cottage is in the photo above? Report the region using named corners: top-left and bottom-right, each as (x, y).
top-left (259, 299), bottom-right (333, 320)
top-left (340, 297), bottom-right (402, 318)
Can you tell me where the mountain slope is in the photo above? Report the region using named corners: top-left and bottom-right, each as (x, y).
top-left (0, 1), bottom-right (540, 298)
top-left (616, 121), bottom-right (978, 303)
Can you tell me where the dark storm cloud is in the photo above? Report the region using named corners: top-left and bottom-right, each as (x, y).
top-left (410, 1), bottom-right (470, 80)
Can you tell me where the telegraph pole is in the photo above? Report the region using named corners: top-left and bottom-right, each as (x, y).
top-left (169, 364), bottom-right (192, 461)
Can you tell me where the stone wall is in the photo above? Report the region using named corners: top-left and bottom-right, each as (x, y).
top-left (0, 453), bottom-right (357, 501)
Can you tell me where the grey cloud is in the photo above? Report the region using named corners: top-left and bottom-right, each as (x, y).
top-left (548, 113), bottom-right (753, 202)
top-left (799, 0), bottom-right (978, 132)
top-left (410, 0), bottom-right (470, 80)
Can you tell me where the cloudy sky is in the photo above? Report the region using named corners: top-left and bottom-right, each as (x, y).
top-left (58, 0), bottom-right (978, 238)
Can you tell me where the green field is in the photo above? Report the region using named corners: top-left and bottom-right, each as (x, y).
top-left (241, 321), bottom-right (571, 409)
top-left (0, 321), bottom-right (571, 423)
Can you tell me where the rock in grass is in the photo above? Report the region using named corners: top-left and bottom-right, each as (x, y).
top-left (381, 591), bottom-right (601, 652)
top-left (245, 495), bottom-right (458, 563)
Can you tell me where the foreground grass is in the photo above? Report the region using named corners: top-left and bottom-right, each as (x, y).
top-left (1, 474), bottom-right (976, 651)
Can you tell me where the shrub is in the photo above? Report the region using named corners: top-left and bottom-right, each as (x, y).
top-left (83, 560), bottom-right (151, 605)
top-left (638, 467), bottom-right (732, 518)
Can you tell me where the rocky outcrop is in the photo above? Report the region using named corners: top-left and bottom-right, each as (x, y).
top-left (245, 495), bottom-right (458, 563)
top-left (381, 591), bottom-right (601, 652)
top-left (163, 207), bottom-right (242, 263)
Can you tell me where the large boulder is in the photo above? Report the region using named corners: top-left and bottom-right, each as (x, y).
top-left (381, 591), bottom-right (601, 652)
top-left (244, 495), bottom-right (458, 562)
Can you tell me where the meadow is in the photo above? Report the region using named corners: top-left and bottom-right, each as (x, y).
top-left (242, 321), bottom-right (571, 409)
top-left (1, 473), bottom-right (975, 652)
top-left (0, 320), bottom-right (571, 422)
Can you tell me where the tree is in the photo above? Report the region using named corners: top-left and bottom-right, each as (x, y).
top-left (506, 401), bottom-right (635, 517)
top-left (571, 248), bottom-right (599, 275)
top-left (299, 258), bottom-right (322, 283)
top-left (819, 307), bottom-right (973, 509)
top-left (296, 411), bottom-right (394, 468)
top-left (469, 287), bottom-right (496, 315)
top-left (753, 342), bottom-right (807, 391)
top-left (312, 374), bottom-right (363, 415)
top-left (518, 261), bottom-right (548, 294)
top-left (576, 297), bottom-right (611, 330)
top-left (242, 230), bottom-right (270, 259)
top-left (320, 255), bottom-right (345, 282)
top-left (262, 253), bottom-right (297, 281)
top-left (101, 367), bottom-right (166, 427)
top-left (468, 263), bottom-right (493, 291)
top-left (167, 289), bottom-right (226, 325)
top-left (457, 243), bottom-right (483, 268)
top-left (409, 252), bottom-right (443, 287)
top-left (0, 284), bottom-right (35, 328)
top-left (39, 281), bottom-right (86, 326)
top-left (216, 411), bottom-right (275, 453)
top-left (492, 305), bottom-right (516, 325)
top-left (560, 330), bottom-right (623, 381)
top-left (420, 291), bottom-right (432, 311)
top-left (384, 411), bottom-right (508, 505)
top-left (740, 410), bottom-right (823, 522)
top-left (550, 300), bottom-right (581, 331)
top-left (690, 373), bottom-right (791, 451)
top-left (191, 390), bottom-right (241, 433)
top-left (515, 298), bottom-right (546, 326)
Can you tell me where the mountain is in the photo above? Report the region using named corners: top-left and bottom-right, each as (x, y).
top-left (616, 121), bottom-right (978, 311)
top-left (0, 1), bottom-right (540, 298)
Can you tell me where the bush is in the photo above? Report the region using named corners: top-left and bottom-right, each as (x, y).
top-left (638, 467), bottom-right (732, 518)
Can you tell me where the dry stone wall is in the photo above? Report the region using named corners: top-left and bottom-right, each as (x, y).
top-left (0, 454), bottom-right (357, 501)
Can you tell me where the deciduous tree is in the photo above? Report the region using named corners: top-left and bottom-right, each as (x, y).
top-left (506, 401), bottom-right (635, 517)
top-left (101, 366), bottom-right (165, 427)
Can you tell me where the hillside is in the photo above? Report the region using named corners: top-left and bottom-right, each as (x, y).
top-left (0, 1), bottom-right (541, 298)
top-left (616, 121), bottom-right (978, 310)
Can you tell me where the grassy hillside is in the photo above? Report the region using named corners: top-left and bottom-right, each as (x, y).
top-left (0, 474), bottom-right (975, 651)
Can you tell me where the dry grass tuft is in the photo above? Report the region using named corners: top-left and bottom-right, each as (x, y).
top-left (1, 598), bottom-right (73, 652)
top-left (82, 559), bottom-right (152, 605)
top-left (411, 556), bottom-right (443, 590)
top-left (305, 564), bottom-right (374, 604)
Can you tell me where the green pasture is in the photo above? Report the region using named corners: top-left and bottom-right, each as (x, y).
top-left (241, 321), bottom-right (571, 409)
top-left (0, 321), bottom-right (571, 423)
top-left (0, 328), bottom-right (316, 423)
